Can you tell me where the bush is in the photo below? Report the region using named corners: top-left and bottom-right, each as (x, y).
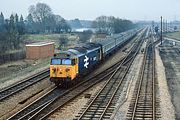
top-left (78, 30), bottom-right (93, 43)
top-left (58, 36), bottom-right (68, 50)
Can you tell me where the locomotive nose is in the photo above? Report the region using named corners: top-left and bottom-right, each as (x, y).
top-left (52, 68), bottom-right (56, 72)
top-left (65, 68), bottom-right (70, 72)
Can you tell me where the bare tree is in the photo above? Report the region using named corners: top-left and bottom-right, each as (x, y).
top-left (93, 16), bottom-right (134, 34)
top-left (29, 3), bottom-right (52, 32)
top-left (28, 3), bottom-right (70, 33)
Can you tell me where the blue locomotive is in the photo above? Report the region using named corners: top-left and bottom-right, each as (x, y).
top-left (50, 29), bottom-right (139, 86)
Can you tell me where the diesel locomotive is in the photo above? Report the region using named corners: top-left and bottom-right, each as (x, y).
top-left (50, 29), bottom-right (139, 86)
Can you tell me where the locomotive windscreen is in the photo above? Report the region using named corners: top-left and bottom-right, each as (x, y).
top-left (51, 58), bottom-right (72, 65)
top-left (62, 59), bottom-right (71, 65)
top-left (51, 59), bottom-right (61, 65)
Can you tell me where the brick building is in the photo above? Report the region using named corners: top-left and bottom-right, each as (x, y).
top-left (26, 42), bottom-right (55, 59)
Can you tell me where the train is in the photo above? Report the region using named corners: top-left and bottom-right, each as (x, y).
top-left (50, 29), bottom-right (140, 86)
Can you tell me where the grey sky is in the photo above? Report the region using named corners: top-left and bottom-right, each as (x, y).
top-left (0, 0), bottom-right (180, 21)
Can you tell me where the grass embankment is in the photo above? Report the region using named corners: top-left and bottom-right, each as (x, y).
top-left (166, 32), bottom-right (180, 41)
top-left (0, 58), bottom-right (51, 84)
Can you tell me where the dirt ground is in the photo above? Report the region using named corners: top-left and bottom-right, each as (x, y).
top-left (159, 39), bottom-right (180, 120)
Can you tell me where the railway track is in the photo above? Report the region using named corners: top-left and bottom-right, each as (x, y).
top-left (0, 31), bottom-right (136, 102)
top-left (7, 28), bottom-right (147, 120)
top-left (7, 47), bottom-right (133, 120)
top-left (0, 69), bottom-right (49, 101)
top-left (126, 37), bottom-right (161, 119)
top-left (75, 29), bottom-right (146, 120)
top-left (7, 59), bottom-right (125, 120)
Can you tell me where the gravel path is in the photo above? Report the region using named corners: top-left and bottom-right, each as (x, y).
top-left (158, 41), bottom-right (179, 120)
top-left (155, 46), bottom-right (175, 120)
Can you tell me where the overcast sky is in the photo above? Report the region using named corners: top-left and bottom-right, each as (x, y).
top-left (0, 0), bottom-right (180, 21)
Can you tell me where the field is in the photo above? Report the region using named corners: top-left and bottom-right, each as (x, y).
top-left (166, 32), bottom-right (180, 40)
top-left (23, 33), bottom-right (79, 50)
top-left (24, 33), bottom-right (78, 41)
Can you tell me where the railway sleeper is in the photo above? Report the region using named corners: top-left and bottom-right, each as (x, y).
top-left (134, 114), bottom-right (154, 117)
top-left (85, 107), bottom-right (106, 110)
top-left (81, 111), bottom-right (103, 115)
top-left (136, 105), bottom-right (153, 108)
top-left (128, 104), bottom-right (152, 107)
top-left (102, 115), bottom-right (111, 119)
top-left (80, 114), bottom-right (102, 118)
top-left (136, 103), bottom-right (153, 105)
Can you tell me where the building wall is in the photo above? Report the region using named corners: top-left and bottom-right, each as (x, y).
top-left (26, 44), bottom-right (54, 59)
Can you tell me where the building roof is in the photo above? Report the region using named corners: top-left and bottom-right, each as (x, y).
top-left (26, 42), bottom-right (54, 47)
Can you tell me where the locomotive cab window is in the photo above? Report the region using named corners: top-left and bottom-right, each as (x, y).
top-left (62, 59), bottom-right (72, 65)
top-left (51, 59), bottom-right (61, 65)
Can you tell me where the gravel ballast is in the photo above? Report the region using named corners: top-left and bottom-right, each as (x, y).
top-left (112, 53), bottom-right (144, 120)
top-left (47, 82), bottom-right (105, 120)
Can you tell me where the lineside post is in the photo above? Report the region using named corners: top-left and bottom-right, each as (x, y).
top-left (161, 16), bottom-right (163, 45)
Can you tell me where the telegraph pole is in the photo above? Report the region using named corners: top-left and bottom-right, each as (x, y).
top-left (166, 20), bottom-right (168, 32)
top-left (165, 20), bottom-right (167, 33)
top-left (161, 16), bottom-right (163, 45)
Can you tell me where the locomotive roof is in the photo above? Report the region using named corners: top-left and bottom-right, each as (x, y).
top-left (70, 47), bottom-right (87, 54)
top-left (54, 51), bottom-right (76, 59)
top-left (68, 42), bottom-right (101, 55)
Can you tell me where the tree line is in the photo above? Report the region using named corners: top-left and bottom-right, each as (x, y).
top-left (27, 3), bottom-right (71, 34)
top-left (0, 3), bottom-right (71, 34)
top-left (0, 12), bottom-right (24, 53)
top-left (0, 3), bottom-right (71, 54)
top-left (92, 16), bottom-right (135, 34)
top-left (0, 2), bottom-right (136, 54)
